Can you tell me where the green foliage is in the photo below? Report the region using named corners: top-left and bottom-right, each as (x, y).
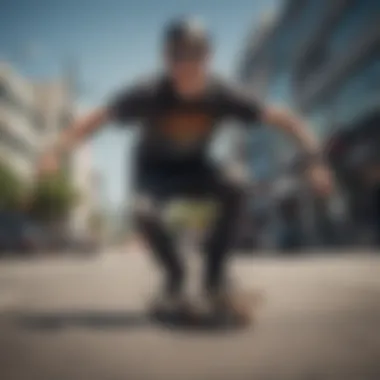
top-left (0, 161), bottom-right (25, 210)
top-left (29, 172), bottom-right (78, 221)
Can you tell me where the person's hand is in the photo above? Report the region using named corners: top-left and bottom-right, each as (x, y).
top-left (307, 163), bottom-right (333, 197)
top-left (36, 151), bottom-right (60, 177)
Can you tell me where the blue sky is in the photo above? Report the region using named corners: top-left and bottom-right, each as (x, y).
top-left (1, 0), bottom-right (280, 208)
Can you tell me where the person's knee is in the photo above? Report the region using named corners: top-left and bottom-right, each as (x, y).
top-left (220, 178), bottom-right (246, 204)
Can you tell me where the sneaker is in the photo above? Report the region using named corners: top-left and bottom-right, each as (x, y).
top-left (150, 293), bottom-right (200, 318)
top-left (206, 291), bottom-right (253, 325)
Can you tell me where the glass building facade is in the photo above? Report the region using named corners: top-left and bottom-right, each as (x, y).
top-left (239, 0), bottom-right (380, 246)
top-left (328, 1), bottom-right (380, 57)
top-left (246, 0), bottom-right (333, 169)
top-left (296, 0), bottom-right (380, 141)
top-left (332, 52), bottom-right (380, 128)
top-left (292, 0), bottom-right (380, 243)
top-left (241, 0), bottom-right (379, 163)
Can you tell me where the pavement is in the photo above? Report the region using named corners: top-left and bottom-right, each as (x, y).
top-left (0, 250), bottom-right (380, 380)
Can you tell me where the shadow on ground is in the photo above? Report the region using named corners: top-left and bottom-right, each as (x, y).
top-left (10, 309), bottom-right (250, 334)
top-left (12, 310), bottom-right (148, 330)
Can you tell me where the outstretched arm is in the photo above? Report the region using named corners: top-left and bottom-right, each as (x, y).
top-left (37, 108), bottom-right (110, 175)
top-left (219, 81), bottom-right (332, 196)
top-left (37, 79), bottom-right (149, 175)
top-left (220, 81), bottom-right (321, 157)
top-left (51, 108), bottom-right (109, 157)
top-left (261, 106), bottom-right (319, 158)
top-left (261, 105), bottom-right (332, 195)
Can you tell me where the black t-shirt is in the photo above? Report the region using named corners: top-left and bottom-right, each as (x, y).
top-left (108, 74), bottom-right (263, 164)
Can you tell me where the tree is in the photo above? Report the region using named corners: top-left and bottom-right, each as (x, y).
top-left (0, 161), bottom-right (25, 210)
top-left (28, 172), bottom-right (78, 222)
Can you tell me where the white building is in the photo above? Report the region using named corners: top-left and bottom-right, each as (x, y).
top-left (70, 142), bottom-right (101, 237)
top-left (0, 61), bottom-right (99, 238)
top-left (34, 76), bottom-right (101, 237)
top-left (0, 61), bottom-right (73, 182)
top-left (32, 80), bottom-right (72, 153)
top-left (0, 62), bottom-right (40, 181)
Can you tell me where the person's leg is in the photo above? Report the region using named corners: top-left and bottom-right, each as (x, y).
top-left (203, 176), bottom-right (246, 298)
top-left (164, 160), bottom-right (247, 300)
top-left (133, 195), bottom-right (185, 298)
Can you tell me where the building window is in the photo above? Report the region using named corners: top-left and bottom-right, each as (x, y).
top-left (273, 0), bottom-right (329, 65)
top-left (297, 41), bottom-right (329, 84)
top-left (0, 122), bottom-right (36, 160)
top-left (266, 70), bottom-right (296, 160)
top-left (328, 0), bottom-right (380, 56)
top-left (332, 52), bottom-right (380, 127)
top-left (308, 102), bottom-right (332, 141)
top-left (249, 129), bottom-right (274, 179)
top-left (293, 1), bottom-right (379, 91)
top-left (267, 70), bottom-right (293, 105)
top-left (0, 88), bottom-right (31, 122)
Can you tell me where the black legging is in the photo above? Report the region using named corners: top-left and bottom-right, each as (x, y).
top-left (135, 177), bottom-right (245, 297)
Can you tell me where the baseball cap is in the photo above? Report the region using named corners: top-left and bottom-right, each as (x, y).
top-left (163, 16), bottom-right (211, 55)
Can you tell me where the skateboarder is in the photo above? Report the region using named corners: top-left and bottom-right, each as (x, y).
top-left (37, 17), bottom-right (332, 320)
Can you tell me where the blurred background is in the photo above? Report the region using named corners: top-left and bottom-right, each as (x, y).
top-left (0, 0), bottom-right (379, 256)
top-left (0, 1), bottom-right (380, 380)
top-left (237, 0), bottom-right (380, 251)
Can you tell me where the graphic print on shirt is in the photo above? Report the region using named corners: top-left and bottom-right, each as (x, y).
top-left (158, 110), bottom-right (215, 149)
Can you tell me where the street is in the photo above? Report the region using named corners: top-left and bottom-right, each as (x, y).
top-left (0, 250), bottom-right (380, 380)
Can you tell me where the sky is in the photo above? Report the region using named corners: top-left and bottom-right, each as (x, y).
top-left (0, 0), bottom-right (280, 208)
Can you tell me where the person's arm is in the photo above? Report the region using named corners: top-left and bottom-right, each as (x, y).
top-left (261, 106), bottom-right (319, 161)
top-left (37, 108), bottom-right (110, 175)
top-left (220, 81), bottom-right (318, 156)
top-left (38, 80), bottom-right (149, 174)
top-left (260, 105), bottom-right (332, 195)
top-left (219, 81), bottom-right (332, 195)
top-left (48, 108), bottom-right (110, 158)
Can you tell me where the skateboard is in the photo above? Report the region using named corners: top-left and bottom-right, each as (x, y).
top-left (148, 290), bottom-right (264, 330)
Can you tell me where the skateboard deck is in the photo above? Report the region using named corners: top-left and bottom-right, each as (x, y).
top-left (149, 289), bottom-right (264, 330)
